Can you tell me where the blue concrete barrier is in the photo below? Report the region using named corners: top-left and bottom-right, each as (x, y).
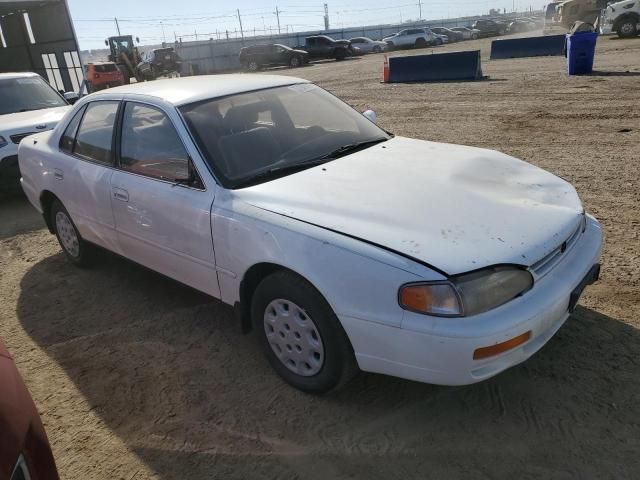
top-left (387, 50), bottom-right (483, 83)
top-left (490, 35), bottom-right (566, 60)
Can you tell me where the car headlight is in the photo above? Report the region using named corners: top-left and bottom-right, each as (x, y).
top-left (399, 266), bottom-right (533, 317)
top-left (0, 136), bottom-right (8, 148)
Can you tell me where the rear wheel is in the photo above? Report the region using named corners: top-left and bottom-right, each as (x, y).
top-left (252, 270), bottom-right (358, 393)
top-left (617, 19), bottom-right (638, 38)
top-left (51, 199), bottom-right (93, 267)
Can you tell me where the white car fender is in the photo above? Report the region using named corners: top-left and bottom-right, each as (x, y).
top-left (211, 192), bottom-right (445, 328)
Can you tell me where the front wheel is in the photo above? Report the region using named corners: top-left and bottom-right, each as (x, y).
top-left (252, 270), bottom-right (358, 393)
top-left (372, 45), bottom-right (382, 54)
top-left (415, 37), bottom-right (427, 48)
top-left (334, 49), bottom-right (346, 60)
top-left (617, 19), bottom-right (638, 38)
top-left (51, 199), bottom-right (94, 267)
top-left (247, 60), bottom-right (260, 71)
top-left (472, 33), bottom-right (479, 40)
top-left (289, 55), bottom-right (302, 68)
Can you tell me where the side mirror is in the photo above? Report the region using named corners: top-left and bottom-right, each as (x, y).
top-left (136, 36), bottom-right (140, 44)
top-left (63, 92), bottom-right (79, 105)
top-left (104, 39), bottom-right (108, 47)
top-left (362, 109), bottom-right (377, 124)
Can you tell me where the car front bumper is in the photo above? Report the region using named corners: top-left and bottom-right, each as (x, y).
top-left (340, 215), bottom-right (603, 386)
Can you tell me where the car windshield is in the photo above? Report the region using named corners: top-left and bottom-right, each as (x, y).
top-left (0, 76), bottom-right (67, 115)
top-left (180, 83), bottom-right (390, 189)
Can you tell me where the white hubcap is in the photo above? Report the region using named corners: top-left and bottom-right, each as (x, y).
top-left (56, 211), bottom-right (80, 257)
top-left (264, 299), bottom-right (325, 376)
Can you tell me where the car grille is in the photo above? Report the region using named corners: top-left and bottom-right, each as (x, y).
top-left (531, 220), bottom-right (583, 277)
top-left (10, 132), bottom-right (38, 144)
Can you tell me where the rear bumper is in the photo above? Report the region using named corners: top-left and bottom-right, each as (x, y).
top-left (341, 215), bottom-right (603, 386)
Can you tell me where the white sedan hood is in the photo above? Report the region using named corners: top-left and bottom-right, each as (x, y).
top-left (1, 106), bottom-right (70, 135)
top-left (235, 137), bottom-right (583, 275)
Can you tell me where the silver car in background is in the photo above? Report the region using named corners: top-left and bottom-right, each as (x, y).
top-left (348, 37), bottom-right (387, 53)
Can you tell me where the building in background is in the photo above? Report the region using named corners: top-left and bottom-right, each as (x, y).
top-left (0, 0), bottom-right (83, 93)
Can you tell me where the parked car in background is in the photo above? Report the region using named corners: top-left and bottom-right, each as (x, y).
top-left (348, 37), bottom-right (387, 53)
top-left (451, 26), bottom-right (481, 40)
top-left (383, 28), bottom-right (436, 49)
top-left (85, 62), bottom-right (125, 92)
top-left (601, 0), bottom-right (640, 38)
top-left (472, 19), bottom-right (508, 37)
top-left (431, 27), bottom-right (464, 42)
top-left (508, 19), bottom-right (532, 33)
top-left (136, 47), bottom-right (181, 80)
top-left (239, 44), bottom-right (309, 71)
top-left (297, 35), bottom-right (354, 60)
top-left (18, 74), bottom-right (602, 393)
top-left (1, 339), bottom-right (60, 479)
top-left (432, 32), bottom-right (448, 45)
top-left (0, 72), bottom-right (70, 194)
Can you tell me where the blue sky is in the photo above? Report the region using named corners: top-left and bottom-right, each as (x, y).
top-left (68, 0), bottom-right (550, 49)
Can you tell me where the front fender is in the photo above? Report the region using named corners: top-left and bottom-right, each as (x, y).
top-left (211, 199), bottom-right (444, 328)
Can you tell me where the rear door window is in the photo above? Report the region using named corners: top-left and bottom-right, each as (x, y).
top-left (73, 101), bottom-right (119, 165)
top-left (59, 105), bottom-right (86, 153)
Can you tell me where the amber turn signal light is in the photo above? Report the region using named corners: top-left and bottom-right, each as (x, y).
top-left (473, 331), bottom-right (532, 360)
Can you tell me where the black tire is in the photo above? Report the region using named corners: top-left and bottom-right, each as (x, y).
top-left (334, 48), bottom-right (346, 60)
top-left (247, 60), bottom-right (260, 71)
top-left (386, 41), bottom-right (395, 50)
top-left (617, 18), bottom-right (638, 38)
top-left (289, 55), bottom-right (302, 68)
top-left (472, 33), bottom-right (479, 40)
top-left (415, 37), bottom-right (427, 48)
top-left (372, 45), bottom-right (382, 53)
top-left (50, 199), bottom-right (94, 267)
top-left (251, 270), bottom-right (358, 394)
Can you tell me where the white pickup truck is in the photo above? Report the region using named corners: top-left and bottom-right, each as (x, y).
top-left (0, 72), bottom-right (71, 193)
top-left (601, 0), bottom-right (640, 37)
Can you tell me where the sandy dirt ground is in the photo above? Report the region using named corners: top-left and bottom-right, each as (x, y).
top-left (1, 32), bottom-right (639, 479)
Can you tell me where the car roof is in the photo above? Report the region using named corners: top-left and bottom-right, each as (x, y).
top-left (0, 72), bottom-right (40, 80)
top-left (93, 74), bottom-right (310, 106)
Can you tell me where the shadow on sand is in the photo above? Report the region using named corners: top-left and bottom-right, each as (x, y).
top-left (16, 251), bottom-right (640, 479)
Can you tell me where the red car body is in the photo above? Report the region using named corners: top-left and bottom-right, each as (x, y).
top-left (0, 340), bottom-right (59, 480)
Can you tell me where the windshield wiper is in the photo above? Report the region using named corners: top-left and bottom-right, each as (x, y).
top-left (232, 137), bottom-right (389, 189)
top-left (233, 158), bottom-right (329, 189)
top-left (317, 137), bottom-right (389, 160)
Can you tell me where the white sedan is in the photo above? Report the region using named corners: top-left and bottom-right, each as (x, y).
top-left (18, 75), bottom-right (602, 393)
top-left (348, 37), bottom-right (387, 53)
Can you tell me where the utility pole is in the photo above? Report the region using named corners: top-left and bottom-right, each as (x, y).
top-left (160, 21), bottom-right (166, 44)
top-left (275, 6), bottom-right (281, 34)
top-left (114, 17), bottom-right (121, 35)
top-left (417, 0), bottom-right (422, 19)
top-left (323, 3), bottom-right (329, 30)
top-left (237, 9), bottom-right (245, 41)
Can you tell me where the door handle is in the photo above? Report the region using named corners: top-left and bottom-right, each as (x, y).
top-left (112, 187), bottom-right (129, 202)
top-left (53, 168), bottom-right (63, 180)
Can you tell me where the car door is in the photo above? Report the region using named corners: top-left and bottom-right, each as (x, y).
top-left (109, 100), bottom-right (220, 297)
top-left (57, 100), bottom-right (120, 251)
top-left (270, 45), bottom-right (286, 65)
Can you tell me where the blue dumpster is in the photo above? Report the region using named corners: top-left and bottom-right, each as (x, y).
top-left (566, 32), bottom-right (597, 75)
